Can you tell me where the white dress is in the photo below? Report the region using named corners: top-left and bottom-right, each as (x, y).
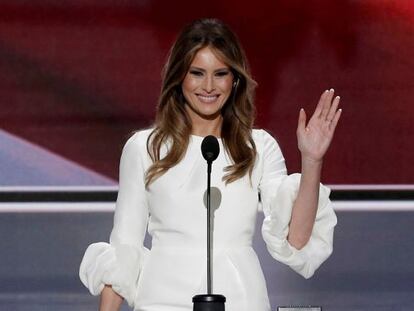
top-left (79, 128), bottom-right (337, 311)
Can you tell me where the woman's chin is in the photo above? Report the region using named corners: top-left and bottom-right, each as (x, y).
top-left (185, 103), bottom-right (222, 121)
top-left (196, 108), bottom-right (223, 120)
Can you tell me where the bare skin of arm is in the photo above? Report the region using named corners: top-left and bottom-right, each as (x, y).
top-left (99, 285), bottom-right (124, 311)
top-left (287, 89), bottom-right (342, 249)
top-left (287, 158), bottom-right (323, 249)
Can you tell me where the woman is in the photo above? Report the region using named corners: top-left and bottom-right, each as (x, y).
top-left (79, 18), bottom-right (340, 311)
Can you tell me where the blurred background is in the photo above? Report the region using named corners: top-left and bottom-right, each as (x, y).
top-left (0, 1), bottom-right (413, 310)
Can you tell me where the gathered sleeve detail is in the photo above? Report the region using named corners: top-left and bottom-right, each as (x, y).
top-left (79, 242), bottom-right (149, 306)
top-left (79, 132), bottom-right (150, 308)
top-left (258, 130), bottom-right (337, 279)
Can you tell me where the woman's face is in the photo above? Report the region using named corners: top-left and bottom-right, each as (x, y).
top-left (182, 46), bottom-right (234, 122)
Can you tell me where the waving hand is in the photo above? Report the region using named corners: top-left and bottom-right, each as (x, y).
top-left (297, 89), bottom-right (342, 162)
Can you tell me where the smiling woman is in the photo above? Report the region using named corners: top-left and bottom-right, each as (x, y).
top-left (144, 18), bottom-right (258, 187)
top-left (182, 46), bottom-right (234, 128)
top-left (79, 18), bottom-right (339, 311)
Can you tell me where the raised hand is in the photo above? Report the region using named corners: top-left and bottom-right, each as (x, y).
top-left (297, 89), bottom-right (342, 162)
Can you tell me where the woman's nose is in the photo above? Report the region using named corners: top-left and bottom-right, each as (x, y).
top-left (202, 75), bottom-right (215, 93)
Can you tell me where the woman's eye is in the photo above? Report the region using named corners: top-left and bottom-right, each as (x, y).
top-left (216, 71), bottom-right (230, 77)
top-left (189, 70), bottom-right (203, 76)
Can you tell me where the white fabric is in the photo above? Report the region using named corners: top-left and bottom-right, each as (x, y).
top-left (79, 128), bottom-right (337, 310)
top-left (261, 173), bottom-right (337, 279)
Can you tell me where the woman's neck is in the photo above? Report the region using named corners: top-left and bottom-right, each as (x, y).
top-left (191, 119), bottom-right (222, 137)
top-left (189, 114), bottom-right (223, 138)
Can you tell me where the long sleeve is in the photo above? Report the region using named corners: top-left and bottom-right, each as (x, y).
top-left (79, 132), bottom-right (150, 308)
top-left (258, 129), bottom-right (337, 279)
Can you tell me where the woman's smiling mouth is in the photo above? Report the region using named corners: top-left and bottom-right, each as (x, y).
top-left (196, 94), bottom-right (220, 103)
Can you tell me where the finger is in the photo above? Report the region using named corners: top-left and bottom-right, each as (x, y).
top-left (313, 89), bottom-right (329, 119)
top-left (320, 88), bottom-right (334, 119)
top-left (329, 108), bottom-right (342, 132)
top-left (297, 108), bottom-right (307, 132)
top-left (326, 95), bottom-right (340, 121)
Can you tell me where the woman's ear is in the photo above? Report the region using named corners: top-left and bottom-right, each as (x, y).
top-left (233, 77), bottom-right (240, 89)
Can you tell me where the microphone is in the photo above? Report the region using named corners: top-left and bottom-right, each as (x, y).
top-left (201, 135), bottom-right (220, 163)
top-left (201, 135), bottom-right (219, 176)
top-left (193, 135), bottom-right (226, 311)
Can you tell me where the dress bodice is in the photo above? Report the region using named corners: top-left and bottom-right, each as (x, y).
top-left (145, 134), bottom-right (262, 250)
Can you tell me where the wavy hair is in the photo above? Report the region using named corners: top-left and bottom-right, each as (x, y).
top-left (145, 18), bottom-right (258, 188)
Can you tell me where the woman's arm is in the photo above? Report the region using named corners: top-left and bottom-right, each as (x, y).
top-left (79, 132), bottom-right (150, 308)
top-left (99, 285), bottom-right (124, 311)
top-left (287, 89), bottom-right (341, 249)
top-left (287, 158), bottom-right (322, 249)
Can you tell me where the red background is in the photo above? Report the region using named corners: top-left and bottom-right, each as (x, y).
top-left (0, 0), bottom-right (413, 184)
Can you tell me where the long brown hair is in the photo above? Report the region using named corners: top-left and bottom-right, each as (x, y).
top-left (145, 18), bottom-right (258, 188)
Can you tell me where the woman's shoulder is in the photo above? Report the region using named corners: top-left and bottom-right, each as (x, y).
top-left (252, 128), bottom-right (278, 144)
top-left (123, 127), bottom-right (155, 152)
top-left (251, 128), bottom-right (284, 157)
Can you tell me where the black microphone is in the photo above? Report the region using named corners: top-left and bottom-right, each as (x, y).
top-left (201, 135), bottom-right (219, 176)
top-left (201, 135), bottom-right (220, 163)
top-left (193, 135), bottom-right (226, 311)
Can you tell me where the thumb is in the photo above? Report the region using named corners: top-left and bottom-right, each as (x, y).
top-left (297, 108), bottom-right (307, 132)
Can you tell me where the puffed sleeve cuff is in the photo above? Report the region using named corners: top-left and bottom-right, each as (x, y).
top-left (79, 242), bottom-right (149, 308)
top-left (261, 173), bottom-right (337, 279)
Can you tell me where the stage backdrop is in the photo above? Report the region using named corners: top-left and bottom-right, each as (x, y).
top-left (0, 0), bottom-right (413, 185)
top-left (1, 2), bottom-right (414, 311)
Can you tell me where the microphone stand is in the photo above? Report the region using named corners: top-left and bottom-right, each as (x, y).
top-left (206, 160), bottom-right (214, 294)
top-left (193, 140), bottom-right (225, 311)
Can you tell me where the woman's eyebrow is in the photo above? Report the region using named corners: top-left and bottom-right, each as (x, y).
top-left (189, 66), bottom-right (230, 72)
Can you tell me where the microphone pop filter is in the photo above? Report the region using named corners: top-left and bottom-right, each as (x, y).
top-left (201, 135), bottom-right (220, 162)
